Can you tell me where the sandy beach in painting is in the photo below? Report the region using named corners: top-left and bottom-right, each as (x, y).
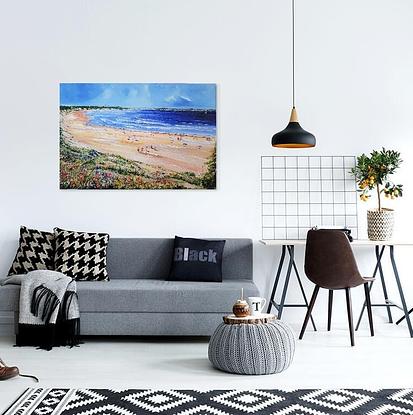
top-left (62, 110), bottom-right (215, 175)
top-left (60, 109), bottom-right (216, 189)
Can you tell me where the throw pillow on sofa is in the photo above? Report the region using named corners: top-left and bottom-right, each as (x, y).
top-left (8, 226), bottom-right (55, 276)
top-left (54, 227), bottom-right (110, 281)
top-left (168, 236), bottom-right (226, 282)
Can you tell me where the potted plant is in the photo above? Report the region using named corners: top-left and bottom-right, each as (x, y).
top-left (351, 148), bottom-right (403, 240)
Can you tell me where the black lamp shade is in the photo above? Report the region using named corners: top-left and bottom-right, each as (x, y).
top-left (272, 121), bottom-right (316, 148)
top-left (272, 108), bottom-right (316, 148)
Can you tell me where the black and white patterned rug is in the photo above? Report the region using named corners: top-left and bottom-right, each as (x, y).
top-left (4, 388), bottom-right (413, 415)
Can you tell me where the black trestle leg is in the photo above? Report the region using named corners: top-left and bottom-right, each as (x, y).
top-left (390, 245), bottom-right (413, 337)
top-left (364, 283), bottom-right (374, 337)
top-left (299, 286), bottom-right (319, 340)
top-left (345, 288), bottom-right (355, 347)
top-left (327, 290), bottom-right (333, 331)
top-left (267, 245), bottom-right (286, 313)
top-left (396, 308), bottom-right (413, 325)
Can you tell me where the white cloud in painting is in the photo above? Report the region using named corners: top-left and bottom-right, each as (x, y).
top-left (126, 88), bottom-right (139, 100)
top-left (101, 87), bottom-right (113, 100)
top-left (165, 95), bottom-right (193, 106)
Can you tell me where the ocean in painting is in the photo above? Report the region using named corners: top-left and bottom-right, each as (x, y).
top-left (86, 109), bottom-right (216, 137)
top-left (59, 83), bottom-right (217, 190)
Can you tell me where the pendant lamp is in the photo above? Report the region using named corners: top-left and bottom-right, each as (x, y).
top-left (272, 0), bottom-right (316, 148)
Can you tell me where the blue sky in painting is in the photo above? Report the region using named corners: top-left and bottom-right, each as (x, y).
top-left (60, 83), bottom-right (216, 110)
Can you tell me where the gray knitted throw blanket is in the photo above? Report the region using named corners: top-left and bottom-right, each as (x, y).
top-left (3, 270), bottom-right (80, 350)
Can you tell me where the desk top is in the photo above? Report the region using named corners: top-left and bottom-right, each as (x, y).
top-left (260, 239), bottom-right (413, 247)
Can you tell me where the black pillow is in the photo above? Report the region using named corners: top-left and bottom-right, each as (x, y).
top-left (168, 236), bottom-right (226, 282)
top-left (54, 227), bottom-right (110, 281)
top-left (8, 226), bottom-right (55, 276)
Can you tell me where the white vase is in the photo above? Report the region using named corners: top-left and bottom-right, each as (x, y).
top-left (367, 208), bottom-right (394, 241)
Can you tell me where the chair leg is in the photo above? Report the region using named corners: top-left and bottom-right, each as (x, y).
top-left (299, 286), bottom-right (320, 340)
top-left (327, 290), bottom-right (333, 331)
top-left (364, 282), bottom-right (374, 337)
top-left (345, 288), bottom-right (355, 347)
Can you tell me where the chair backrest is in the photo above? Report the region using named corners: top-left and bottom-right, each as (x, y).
top-left (304, 229), bottom-right (363, 289)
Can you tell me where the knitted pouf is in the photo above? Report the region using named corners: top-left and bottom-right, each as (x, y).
top-left (208, 320), bottom-right (295, 375)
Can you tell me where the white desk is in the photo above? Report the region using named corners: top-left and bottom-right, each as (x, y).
top-left (261, 239), bottom-right (413, 246)
top-left (260, 239), bottom-right (413, 338)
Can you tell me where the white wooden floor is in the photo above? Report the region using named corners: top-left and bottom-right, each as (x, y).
top-left (1, 322), bottom-right (413, 413)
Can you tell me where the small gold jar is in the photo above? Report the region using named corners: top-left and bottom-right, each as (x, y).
top-left (232, 299), bottom-right (250, 317)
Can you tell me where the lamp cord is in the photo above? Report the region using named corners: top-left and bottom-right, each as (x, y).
top-left (292, 0), bottom-right (296, 108)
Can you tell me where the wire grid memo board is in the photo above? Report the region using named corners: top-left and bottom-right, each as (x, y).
top-left (261, 156), bottom-right (359, 240)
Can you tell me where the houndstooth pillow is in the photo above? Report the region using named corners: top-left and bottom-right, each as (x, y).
top-left (8, 226), bottom-right (55, 276)
top-left (54, 228), bottom-right (110, 281)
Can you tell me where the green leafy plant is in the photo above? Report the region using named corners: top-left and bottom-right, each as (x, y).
top-left (351, 148), bottom-right (403, 211)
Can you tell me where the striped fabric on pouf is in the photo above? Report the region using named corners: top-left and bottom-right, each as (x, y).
top-left (208, 320), bottom-right (295, 375)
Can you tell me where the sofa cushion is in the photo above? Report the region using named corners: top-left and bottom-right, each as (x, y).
top-left (75, 279), bottom-right (260, 313)
top-left (169, 236), bottom-right (226, 282)
top-left (54, 228), bottom-right (110, 281)
top-left (106, 238), bottom-right (253, 280)
top-left (8, 226), bottom-right (55, 276)
top-left (0, 278), bottom-right (260, 314)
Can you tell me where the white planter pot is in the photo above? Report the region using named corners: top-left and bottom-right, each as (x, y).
top-left (367, 208), bottom-right (394, 241)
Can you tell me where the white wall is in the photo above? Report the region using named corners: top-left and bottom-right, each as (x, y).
top-left (1, 0), bottom-right (413, 326)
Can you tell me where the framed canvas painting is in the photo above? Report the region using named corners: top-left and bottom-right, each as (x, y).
top-left (59, 83), bottom-right (216, 189)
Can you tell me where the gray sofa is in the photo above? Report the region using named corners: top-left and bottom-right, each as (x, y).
top-left (0, 238), bottom-right (259, 336)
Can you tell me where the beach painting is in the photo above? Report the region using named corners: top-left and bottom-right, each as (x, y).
top-left (59, 83), bottom-right (216, 190)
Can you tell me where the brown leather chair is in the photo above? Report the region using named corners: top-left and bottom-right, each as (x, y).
top-left (299, 229), bottom-right (374, 346)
